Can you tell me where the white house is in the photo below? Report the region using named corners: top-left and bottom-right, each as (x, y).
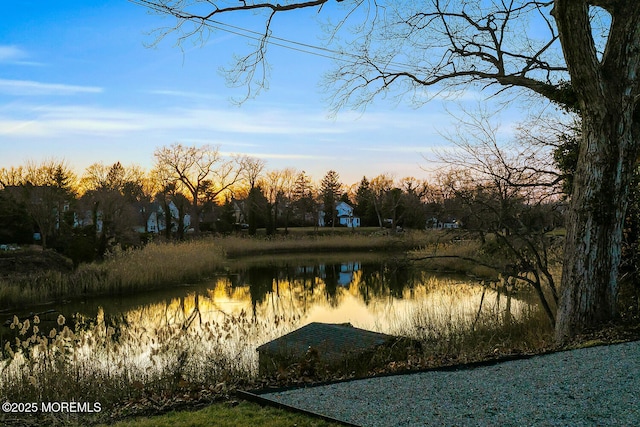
top-left (336, 201), bottom-right (360, 228)
top-left (75, 201), bottom-right (191, 234)
top-left (145, 201), bottom-right (191, 234)
top-left (318, 202), bottom-right (360, 228)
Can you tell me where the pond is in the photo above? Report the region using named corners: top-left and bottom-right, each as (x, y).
top-left (2, 253), bottom-right (539, 362)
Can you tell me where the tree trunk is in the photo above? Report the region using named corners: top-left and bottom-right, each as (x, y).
top-left (556, 107), bottom-right (638, 342)
top-left (553, 0), bottom-right (640, 343)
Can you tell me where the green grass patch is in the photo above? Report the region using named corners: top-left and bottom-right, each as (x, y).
top-left (102, 401), bottom-right (341, 427)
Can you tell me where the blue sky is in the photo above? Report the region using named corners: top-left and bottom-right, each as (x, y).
top-left (0, 1), bottom-right (547, 185)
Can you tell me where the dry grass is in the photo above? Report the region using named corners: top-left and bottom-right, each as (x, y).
top-left (390, 277), bottom-right (555, 365)
top-left (0, 307), bottom-right (291, 425)
top-left (0, 232), bottom-right (428, 310)
top-left (217, 231), bottom-right (422, 258)
top-left (0, 240), bottom-right (226, 309)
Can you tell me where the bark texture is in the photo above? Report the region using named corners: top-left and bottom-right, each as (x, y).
top-left (553, 0), bottom-right (640, 342)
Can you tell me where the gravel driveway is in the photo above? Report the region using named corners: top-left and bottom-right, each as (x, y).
top-left (255, 341), bottom-right (640, 426)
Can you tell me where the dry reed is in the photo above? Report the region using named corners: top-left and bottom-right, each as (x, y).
top-left (0, 232), bottom-right (427, 310)
top-left (389, 277), bottom-right (554, 364)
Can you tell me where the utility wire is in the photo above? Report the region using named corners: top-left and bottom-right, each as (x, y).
top-left (130, 0), bottom-right (425, 75)
top-left (206, 19), bottom-right (426, 75)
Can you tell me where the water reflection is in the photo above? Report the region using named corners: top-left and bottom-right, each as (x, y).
top-left (2, 257), bottom-right (538, 371)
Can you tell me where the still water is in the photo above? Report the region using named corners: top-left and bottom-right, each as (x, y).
top-left (31, 254), bottom-right (534, 336)
top-left (2, 254), bottom-right (539, 374)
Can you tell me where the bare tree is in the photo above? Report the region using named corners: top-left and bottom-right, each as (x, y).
top-left (154, 143), bottom-right (245, 233)
top-left (278, 168), bottom-right (298, 232)
top-left (423, 113), bottom-right (564, 325)
top-left (399, 177), bottom-right (430, 229)
top-left (134, 0), bottom-right (640, 342)
top-left (260, 168), bottom-right (297, 234)
top-left (242, 157), bottom-right (266, 191)
top-left (150, 165), bottom-right (191, 239)
top-left (0, 166), bottom-right (25, 189)
top-left (80, 162), bottom-right (143, 255)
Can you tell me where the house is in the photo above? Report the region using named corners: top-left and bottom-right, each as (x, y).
top-left (74, 200), bottom-right (191, 235)
top-left (317, 202), bottom-right (360, 228)
top-left (336, 201), bottom-right (360, 228)
top-left (256, 322), bottom-right (395, 376)
top-left (232, 200), bottom-right (245, 225)
top-left (145, 201), bottom-right (191, 234)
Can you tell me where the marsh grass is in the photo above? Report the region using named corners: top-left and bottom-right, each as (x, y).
top-left (0, 232), bottom-right (426, 310)
top-left (390, 277), bottom-right (554, 365)
top-left (0, 307), bottom-right (294, 425)
top-left (0, 240), bottom-right (227, 309)
top-left (218, 231), bottom-right (422, 258)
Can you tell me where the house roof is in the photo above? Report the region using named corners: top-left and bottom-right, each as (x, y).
top-left (257, 322), bottom-right (394, 362)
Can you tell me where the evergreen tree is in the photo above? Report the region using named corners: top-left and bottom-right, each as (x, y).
top-left (320, 170), bottom-right (341, 228)
top-left (354, 177), bottom-right (377, 227)
top-left (0, 189), bottom-right (32, 244)
top-left (292, 171), bottom-right (315, 226)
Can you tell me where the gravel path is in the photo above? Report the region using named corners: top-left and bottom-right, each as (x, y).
top-left (258, 341), bottom-right (640, 426)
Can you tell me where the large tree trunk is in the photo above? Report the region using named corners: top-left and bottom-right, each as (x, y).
top-left (556, 108), bottom-right (638, 341)
top-left (553, 1), bottom-right (640, 343)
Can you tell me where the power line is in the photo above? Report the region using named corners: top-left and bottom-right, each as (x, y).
top-left (205, 19), bottom-right (425, 75)
top-left (131, 0), bottom-right (425, 75)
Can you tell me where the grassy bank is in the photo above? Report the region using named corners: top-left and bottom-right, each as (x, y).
top-left (218, 231), bottom-right (416, 257)
top-left (0, 240), bottom-right (227, 310)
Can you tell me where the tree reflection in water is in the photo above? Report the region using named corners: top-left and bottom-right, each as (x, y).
top-left (15, 257), bottom-right (538, 374)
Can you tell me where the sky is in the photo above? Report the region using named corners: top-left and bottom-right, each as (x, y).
top-left (0, 1), bottom-right (552, 186)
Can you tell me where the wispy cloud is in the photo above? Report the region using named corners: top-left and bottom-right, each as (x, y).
top-left (0, 45), bottom-right (25, 61)
top-left (359, 145), bottom-right (442, 153)
top-left (0, 45), bottom-right (44, 66)
top-left (0, 105), bottom-right (142, 137)
top-left (0, 104), bottom-right (345, 138)
top-left (222, 151), bottom-right (330, 160)
top-left (146, 89), bottom-right (222, 101)
top-left (0, 103), bottom-right (445, 183)
top-left (0, 79), bottom-right (103, 96)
